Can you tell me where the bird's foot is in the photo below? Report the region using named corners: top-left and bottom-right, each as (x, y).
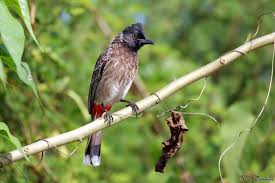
top-left (127, 102), bottom-right (139, 117)
top-left (103, 111), bottom-right (113, 126)
top-left (120, 99), bottom-right (139, 117)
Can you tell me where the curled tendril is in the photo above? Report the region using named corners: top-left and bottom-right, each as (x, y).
top-left (38, 139), bottom-right (83, 157)
top-left (182, 112), bottom-right (219, 126)
top-left (218, 16), bottom-right (275, 183)
top-left (175, 77), bottom-right (208, 110)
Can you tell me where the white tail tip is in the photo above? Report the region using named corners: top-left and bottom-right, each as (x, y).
top-left (83, 155), bottom-right (91, 166)
top-left (91, 156), bottom-right (101, 167)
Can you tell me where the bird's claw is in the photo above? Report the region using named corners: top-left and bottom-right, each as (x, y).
top-left (120, 99), bottom-right (140, 117)
top-left (126, 102), bottom-right (139, 117)
top-left (103, 111), bottom-right (113, 126)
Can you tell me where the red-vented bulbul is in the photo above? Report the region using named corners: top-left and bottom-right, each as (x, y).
top-left (84, 23), bottom-right (154, 167)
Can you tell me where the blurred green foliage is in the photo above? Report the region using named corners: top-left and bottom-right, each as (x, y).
top-left (0, 0), bottom-right (275, 182)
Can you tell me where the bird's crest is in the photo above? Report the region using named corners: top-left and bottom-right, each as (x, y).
top-left (122, 22), bottom-right (144, 34)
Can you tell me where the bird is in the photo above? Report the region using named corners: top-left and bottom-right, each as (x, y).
top-left (83, 23), bottom-right (154, 167)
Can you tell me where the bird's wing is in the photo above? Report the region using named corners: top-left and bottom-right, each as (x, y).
top-left (88, 49), bottom-right (110, 117)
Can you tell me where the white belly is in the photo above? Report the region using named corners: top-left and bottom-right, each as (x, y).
top-left (94, 73), bottom-right (135, 105)
top-left (94, 57), bottom-right (137, 105)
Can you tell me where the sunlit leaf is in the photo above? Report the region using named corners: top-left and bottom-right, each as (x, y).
top-left (4, 0), bottom-right (41, 48)
top-left (17, 0), bottom-right (41, 48)
top-left (0, 0), bottom-right (25, 67)
top-left (0, 2), bottom-right (40, 100)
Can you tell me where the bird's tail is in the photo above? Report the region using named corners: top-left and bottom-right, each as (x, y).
top-left (83, 131), bottom-right (102, 166)
top-left (83, 103), bottom-right (112, 167)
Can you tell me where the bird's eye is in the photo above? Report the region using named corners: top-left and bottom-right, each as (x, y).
top-left (133, 33), bottom-right (138, 38)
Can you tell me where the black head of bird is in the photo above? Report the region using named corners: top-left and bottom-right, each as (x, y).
top-left (121, 22), bottom-right (154, 51)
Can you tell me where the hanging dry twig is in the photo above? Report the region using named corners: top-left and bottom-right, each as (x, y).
top-left (155, 111), bottom-right (188, 173)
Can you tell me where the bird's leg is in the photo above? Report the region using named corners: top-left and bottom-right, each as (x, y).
top-left (120, 99), bottom-right (139, 117)
top-left (103, 108), bottom-right (113, 127)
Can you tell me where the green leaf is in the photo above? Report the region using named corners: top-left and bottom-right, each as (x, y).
top-left (0, 58), bottom-right (7, 88)
top-left (4, 0), bottom-right (41, 48)
top-left (17, 62), bottom-right (39, 99)
top-left (0, 0), bottom-right (25, 67)
top-left (17, 0), bottom-right (41, 48)
top-left (245, 32), bottom-right (253, 42)
top-left (0, 55), bottom-right (17, 71)
top-left (220, 102), bottom-right (254, 183)
top-left (0, 122), bottom-right (23, 154)
top-left (0, 2), bottom-right (40, 100)
top-left (3, 0), bottom-right (21, 16)
top-left (67, 90), bottom-right (90, 121)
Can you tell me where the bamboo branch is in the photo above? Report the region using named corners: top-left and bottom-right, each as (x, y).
top-left (1, 32), bottom-right (275, 167)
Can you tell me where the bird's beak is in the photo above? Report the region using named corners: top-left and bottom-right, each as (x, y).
top-left (140, 39), bottom-right (154, 45)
